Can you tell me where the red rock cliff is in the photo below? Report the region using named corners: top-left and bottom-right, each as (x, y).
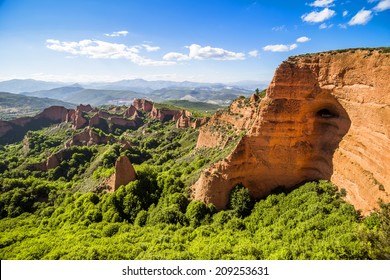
top-left (192, 49), bottom-right (390, 214)
top-left (133, 99), bottom-right (153, 112)
top-left (107, 155), bottom-right (137, 192)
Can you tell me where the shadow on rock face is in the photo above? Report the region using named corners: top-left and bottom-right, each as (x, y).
top-left (299, 91), bottom-right (351, 182)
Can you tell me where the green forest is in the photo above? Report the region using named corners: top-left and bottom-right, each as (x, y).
top-left (0, 103), bottom-right (389, 260)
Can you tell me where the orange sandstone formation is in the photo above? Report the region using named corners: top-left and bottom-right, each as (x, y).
top-left (107, 155), bottom-right (137, 191)
top-left (133, 98), bottom-right (153, 112)
top-left (193, 49), bottom-right (390, 214)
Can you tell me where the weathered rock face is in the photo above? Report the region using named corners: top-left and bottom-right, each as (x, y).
top-left (191, 117), bottom-right (209, 129)
top-left (78, 104), bottom-right (93, 112)
top-left (65, 109), bottom-right (76, 123)
top-left (124, 105), bottom-right (140, 119)
top-left (36, 106), bottom-right (69, 122)
top-left (107, 155), bottom-right (137, 192)
top-left (150, 106), bottom-right (184, 122)
top-left (109, 116), bottom-right (138, 129)
top-left (193, 49), bottom-right (390, 214)
top-left (0, 106), bottom-right (74, 144)
top-left (67, 127), bottom-right (109, 147)
top-left (73, 109), bottom-right (88, 129)
top-left (196, 97), bottom-right (259, 149)
top-left (176, 114), bottom-right (191, 128)
top-left (175, 110), bottom-right (193, 128)
top-left (133, 99), bottom-right (153, 112)
top-left (0, 120), bottom-right (13, 137)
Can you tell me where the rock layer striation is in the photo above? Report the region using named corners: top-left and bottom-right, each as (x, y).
top-left (193, 49), bottom-right (390, 214)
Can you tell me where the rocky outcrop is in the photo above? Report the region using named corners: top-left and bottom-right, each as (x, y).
top-left (67, 128), bottom-right (107, 147)
top-left (78, 104), bottom-right (93, 112)
top-left (133, 98), bottom-right (153, 112)
top-left (107, 155), bottom-right (137, 192)
top-left (46, 151), bottom-right (62, 170)
top-left (124, 105), bottom-right (140, 119)
top-left (35, 106), bottom-right (69, 123)
top-left (73, 109), bottom-right (88, 129)
top-left (175, 110), bottom-right (193, 128)
top-left (150, 105), bottom-right (183, 122)
top-left (193, 49), bottom-right (390, 214)
top-left (0, 105), bottom-right (74, 144)
top-left (109, 116), bottom-right (138, 129)
top-left (65, 109), bottom-right (76, 123)
top-left (27, 149), bottom-right (67, 171)
top-left (176, 114), bottom-right (191, 128)
top-left (191, 117), bottom-right (209, 129)
top-left (0, 120), bottom-right (13, 138)
top-left (196, 97), bottom-right (259, 149)
top-left (68, 104), bottom-right (95, 129)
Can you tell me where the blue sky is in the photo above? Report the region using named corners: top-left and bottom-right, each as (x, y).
top-left (0, 0), bottom-right (389, 83)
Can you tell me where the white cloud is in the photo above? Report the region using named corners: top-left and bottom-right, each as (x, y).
top-left (296, 36), bottom-right (311, 43)
top-left (141, 44), bottom-right (160, 52)
top-left (343, 10), bottom-right (348, 17)
top-left (338, 24), bottom-right (347, 29)
top-left (46, 39), bottom-right (173, 66)
top-left (105, 31), bottom-right (129, 37)
top-left (271, 25), bottom-right (287, 31)
top-left (309, 0), bottom-right (335, 7)
top-left (248, 50), bottom-right (258, 57)
top-left (348, 9), bottom-right (373, 25)
top-left (163, 52), bottom-right (190, 61)
top-left (263, 44), bottom-right (297, 52)
top-left (319, 23), bottom-right (334, 29)
top-left (373, 0), bottom-right (390, 11)
top-left (301, 8), bottom-right (336, 23)
top-left (163, 44), bottom-right (245, 61)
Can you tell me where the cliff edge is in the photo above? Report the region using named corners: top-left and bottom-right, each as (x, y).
top-left (192, 48), bottom-right (390, 214)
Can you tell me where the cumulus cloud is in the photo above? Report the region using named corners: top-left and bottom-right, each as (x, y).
top-left (309, 0), bottom-right (335, 7)
top-left (105, 31), bottom-right (129, 37)
top-left (163, 44), bottom-right (245, 61)
top-left (46, 39), bottom-right (173, 66)
top-left (373, 0), bottom-right (390, 12)
top-left (301, 8), bottom-right (336, 23)
top-left (248, 50), bottom-right (258, 57)
top-left (348, 9), bottom-right (373, 25)
top-left (343, 10), bottom-right (348, 17)
top-left (263, 44), bottom-right (297, 52)
top-left (296, 36), bottom-right (311, 43)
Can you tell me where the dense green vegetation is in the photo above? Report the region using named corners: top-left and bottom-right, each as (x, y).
top-left (0, 109), bottom-right (389, 260)
top-left (158, 100), bottom-right (224, 116)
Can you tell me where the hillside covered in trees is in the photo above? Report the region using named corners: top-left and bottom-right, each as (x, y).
top-left (0, 98), bottom-right (389, 260)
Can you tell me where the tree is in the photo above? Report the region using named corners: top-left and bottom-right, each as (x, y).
top-left (228, 184), bottom-right (253, 218)
top-left (186, 200), bottom-right (208, 227)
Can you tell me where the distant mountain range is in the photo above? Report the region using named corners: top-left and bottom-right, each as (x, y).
top-left (0, 78), bottom-right (268, 106)
top-left (0, 91), bottom-right (75, 120)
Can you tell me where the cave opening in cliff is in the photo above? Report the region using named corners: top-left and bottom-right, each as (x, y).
top-left (316, 108), bottom-right (338, 119)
